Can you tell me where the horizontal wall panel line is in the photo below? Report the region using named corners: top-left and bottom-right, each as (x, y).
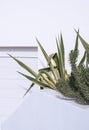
top-left (0, 47), bottom-right (38, 52)
top-left (0, 56), bottom-right (38, 58)
top-left (0, 46), bottom-right (38, 121)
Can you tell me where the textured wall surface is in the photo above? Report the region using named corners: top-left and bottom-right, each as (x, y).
top-left (0, 47), bottom-right (38, 122)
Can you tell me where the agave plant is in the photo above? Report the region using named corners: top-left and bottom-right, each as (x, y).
top-left (9, 34), bottom-right (68, 92)
top-left (9, 30), bottom-right (89, 105)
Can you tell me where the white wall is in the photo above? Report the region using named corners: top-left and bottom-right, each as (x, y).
top-left (1, 0), bottom-right (89, 130)
top-left (0, 47), bottom-right (38, 122)
top-left (0, 0), bottom-right (89, 69)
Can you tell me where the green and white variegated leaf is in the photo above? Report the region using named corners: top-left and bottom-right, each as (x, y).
top-left (78, 51), bottom-right (86, 67)
top-left (49, 53), bottom-right (59, 67)
top-left (8, 54), bottom-right (38, 77)
top-left (75, 30), bottom-right (89, 64)
top-left (36, 38), bottom-right (58, 81)
top-left (78, 33), bottom-right (89, 51)
top-left (59, 33), bottom-right (65, 67)
top-left (74, 29), bottom-right (79, 53)
top-left (18, 71), bottom-right (49, 88)
top-left (24, 83), bottom-right (35, 96)
top-left (39, 67), bottom-right (51, 72)
top-left (56, 34), bottom-right (65, 79)
top-left (39, 69), bottom-right (56, 85)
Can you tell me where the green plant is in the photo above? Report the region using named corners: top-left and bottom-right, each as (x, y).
top-left (9, 30), bottom-right (89, 105)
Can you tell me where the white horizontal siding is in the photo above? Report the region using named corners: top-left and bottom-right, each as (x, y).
top-left (0, 47), bottom-right (37, 57)
top-left (0, 46), bottom-right (38, 121)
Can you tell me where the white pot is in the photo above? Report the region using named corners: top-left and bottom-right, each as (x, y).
top-left (2, 88), bottom-right (89, 130)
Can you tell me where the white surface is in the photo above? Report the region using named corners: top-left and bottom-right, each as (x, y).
top-left (0, 0), bottom-right (88, 71)
top-left (2, 90), bottom-right (89, 130)
top-left (0, 47), bottom-right (38, 122)
top-left (0, 0), bottom-right (89, 48)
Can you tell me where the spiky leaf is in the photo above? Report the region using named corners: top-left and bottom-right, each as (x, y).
top-left (8, 54), bottom-right (38, 77)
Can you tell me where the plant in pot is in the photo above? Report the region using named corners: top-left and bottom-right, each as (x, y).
top-left (9, 30), bottom-right (89, 105)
